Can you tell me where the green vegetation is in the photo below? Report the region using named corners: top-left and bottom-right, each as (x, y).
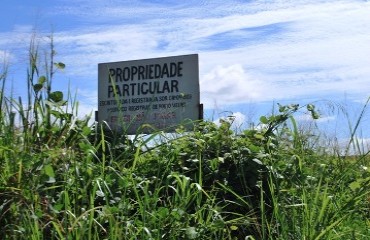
top-left (1, 38), bottom-right (369, 239)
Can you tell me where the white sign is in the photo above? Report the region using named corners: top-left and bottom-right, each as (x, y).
top-left (98, 54), bottom-right (200, 134)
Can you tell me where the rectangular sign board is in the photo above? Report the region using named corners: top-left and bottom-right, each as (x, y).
top-left (98, 54), bottom-right (200, 134)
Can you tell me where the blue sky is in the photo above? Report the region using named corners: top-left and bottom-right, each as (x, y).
top-left (1, 0), bottom-right (370, 149)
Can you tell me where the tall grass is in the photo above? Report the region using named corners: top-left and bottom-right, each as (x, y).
top-left (1, 36), bottom-right (369, 239)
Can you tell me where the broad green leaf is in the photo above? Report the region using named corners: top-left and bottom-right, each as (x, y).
top-left (288, 104), bottom-right (299, 110)
top-left (38, 75), bottom-right (47, 84)
top-left (45, 177), bottom-right (56, 183)
top-left (278, 103), bottom-right (286, 112)
top-left (349, 181), bottom-right (361, 191)
top-left (171, 208), bottom-right (184, 221)
top-left (252, 158), bottom-right (263, 165)
top-left (254, 133), bottom-right (264, 140)
top-left (311, 111), bottom-right (320, 119)
top-left (54, 62), bottom-right (66, 69)
top-left (49, 91), bottom-right (63, 102)
top-left (260, 116), bottom-right (268, 124)
top-left (307, 104), bottom-right (315, 111)
top-left (62, 113), bottom-right (73, 121)
top-left (185, 227), bottom-right (198, 239)
top-left (156, 207), bottom-right (169, 219)
top-left (82, 126), bottom-right (92, 136)
top-left (33, 83), bottom-right (43, 92)
top-left (230, 225), bottom-right (238, 231)
top-left (52, 203), bottom-right (63, 212)
top-left (44, 164), bottom-right (55, 178)
top-left (96, 190), bottom-right (105, 197)
top-left (50, 110), bottom-right (61, 118)
top-left (211, 219), bottom-right (225, 228)
top-left (307, 104), bottom-right (320, 119)
top-left (45, 100), bottom-right (66, 107)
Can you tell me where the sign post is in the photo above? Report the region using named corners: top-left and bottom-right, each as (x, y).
top-left (98, 54), bottom-right (200, 134)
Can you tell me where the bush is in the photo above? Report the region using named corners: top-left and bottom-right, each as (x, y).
top-left (1, 36), bottom-right (369, 239)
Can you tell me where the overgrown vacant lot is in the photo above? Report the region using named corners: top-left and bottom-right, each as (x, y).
top-left (1, 40), bottom-right (370, 239)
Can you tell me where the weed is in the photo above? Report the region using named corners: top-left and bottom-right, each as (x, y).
top-left (1, 36), bottom-right (369, 239)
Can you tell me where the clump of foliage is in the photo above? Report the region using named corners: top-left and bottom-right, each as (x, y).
top-left (1, 36), bottom-right (369, 239)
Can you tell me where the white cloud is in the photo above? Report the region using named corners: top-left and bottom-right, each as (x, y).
top-left (54, 25), bottom-right (161, 76)
top-left (1, 0), bottom-right (370, 114)
top-left (230, 111), bottom-right (247, 128)
top-left (213, 111), bottom-right (247, 130)
top-left (295, 114), bottom-right (336, 123)
top-left (200, 64), bottom-right (267, 105)
top-left (326, 136), bottom-right (370, 155)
